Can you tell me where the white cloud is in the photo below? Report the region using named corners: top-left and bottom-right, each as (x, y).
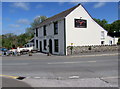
top-left (17, 19), bottom-right (30, 25)
top-left (93, 2), bottom-right (106, 8)
top-left (12, 2), bottom-right (30, 11)
top-left (9, 24), bottom-right (20, 28)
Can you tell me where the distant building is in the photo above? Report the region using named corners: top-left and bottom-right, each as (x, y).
top-left (34, 4), bottom-right (118, 55)
top-left (25, 38), bottom-right (34, 47)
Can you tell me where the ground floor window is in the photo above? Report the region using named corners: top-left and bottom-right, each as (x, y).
top-left (36, 40), bottom-right (38, 49)
top-left (44, 40), bottom-right (47, 50)
top-left (54, 39), bottom-right (59, 52)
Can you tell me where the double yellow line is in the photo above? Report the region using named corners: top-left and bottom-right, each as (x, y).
top-left (0, 74), bottom-right (25, 80)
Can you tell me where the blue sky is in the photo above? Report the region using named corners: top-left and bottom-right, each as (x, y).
top-left (2, 2), bottom-right (118, 35)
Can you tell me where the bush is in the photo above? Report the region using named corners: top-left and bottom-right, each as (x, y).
top-left (117, 38), bottom-right (120, 45)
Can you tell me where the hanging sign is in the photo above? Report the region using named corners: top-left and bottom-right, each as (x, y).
top-left (75, 19), bottom-right (87, 28)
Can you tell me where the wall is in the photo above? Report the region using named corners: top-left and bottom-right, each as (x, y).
top-left (65, 5), bottom-right (117, 49)
top-left (67, 45), bottom-right (119, 55)
top-left (34, 19), bottom-right (65, 55)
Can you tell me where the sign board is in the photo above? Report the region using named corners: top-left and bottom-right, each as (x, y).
top-left (75, 19), bottom-right (87, 28)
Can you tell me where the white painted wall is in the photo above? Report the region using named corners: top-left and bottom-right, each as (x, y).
top-left (65, 5), bottom-right (118, 48)
top-left (34, 19), bottom-right (65, 55)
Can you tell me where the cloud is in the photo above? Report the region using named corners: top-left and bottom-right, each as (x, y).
top-left (12, 2), bottom-right (30, 11)
top-left (9, 24), bottom-right (20, 28)
top-left (93, 2), bottom-right (106, 8)
top-left (17, 19), bottom-right (30, 25)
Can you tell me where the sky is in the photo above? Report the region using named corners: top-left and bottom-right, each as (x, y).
top-left (1, 2), bottom-right (119, 35)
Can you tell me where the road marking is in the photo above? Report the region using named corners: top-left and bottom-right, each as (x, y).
top-left (101, 76), bottom-right (118, 79)
top-left (88, 61), bottom-right (96, 63)
top-left (0, 74), bottom-right (18, 79)
top-left (47, 61), bottom-right (96, 64)
top-left (34, 77), bottom-right (41, 79)
top-left (69, 76), bottom-right (79, 79)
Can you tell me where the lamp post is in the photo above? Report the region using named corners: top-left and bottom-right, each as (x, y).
top-left (70, 43), bottom-right (73, 55)
top-left (113, 31), bottom-right (116, 45)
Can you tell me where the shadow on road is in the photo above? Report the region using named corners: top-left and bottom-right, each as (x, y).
top-left (1, 77), bottom-right (34, 89)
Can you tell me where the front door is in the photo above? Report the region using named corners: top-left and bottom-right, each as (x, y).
top-left (49, 39), bottom-right (52, 54)
top-left (39, 41), bottom-right (42, 52)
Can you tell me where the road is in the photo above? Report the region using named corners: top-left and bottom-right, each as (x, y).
top-left (1, 52), bottom-right (119, 87)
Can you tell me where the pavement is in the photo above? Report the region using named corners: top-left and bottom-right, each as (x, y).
top-left (1, 77), bottom-right (33, 87)
top-left (1, 51), bottom-right (119, 87)
top-left (0, 76), bottom-right (118, 87)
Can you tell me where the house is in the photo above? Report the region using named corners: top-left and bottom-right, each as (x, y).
top-left (24, 38), bottom-right (34, 47)
top-left (34, 4), bottom-right (118, 55)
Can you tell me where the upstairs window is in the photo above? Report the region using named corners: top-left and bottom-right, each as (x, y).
top-left (43, 25), bottom-right (46, 36)
top-left (54, 22), bottom-right (58, 35)
top-left (101, 31), bottom-right (105, 38)
top-left (36, 28), bottom-right (38, 37)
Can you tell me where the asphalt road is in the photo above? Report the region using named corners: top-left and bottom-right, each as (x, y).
top-left (1, 52), bottom-right (119, 87)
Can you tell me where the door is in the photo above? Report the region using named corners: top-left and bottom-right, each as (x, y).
top-left (39, 41), bottom-right (42, 52)
top-left (49, 39), bottom-right (52, 54)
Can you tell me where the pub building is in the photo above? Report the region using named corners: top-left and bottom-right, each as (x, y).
top-left (34, 4), bottom-right (118, 55)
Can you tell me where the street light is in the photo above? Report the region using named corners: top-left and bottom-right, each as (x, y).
top-left (70, 43), bottom-right (74, 55)
top-left (113, 31), bottom-right (116, 45)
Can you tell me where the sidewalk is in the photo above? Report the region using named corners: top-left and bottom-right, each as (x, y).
top-left (22, 77), bottom-right (118, 87)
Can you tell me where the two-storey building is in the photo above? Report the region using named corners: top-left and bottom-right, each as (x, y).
top-left (34, 4), bottom-right (118, 55)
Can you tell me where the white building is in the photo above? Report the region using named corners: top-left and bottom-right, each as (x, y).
top-left (34, 4), bottom-right (118, 55)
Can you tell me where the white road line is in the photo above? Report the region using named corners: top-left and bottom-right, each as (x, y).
top-left (69, 76), bottom-right (79, 79)
top-left (101, 76), bottom-right (118, 79)
top-left (47, 61), bottom-right (96, 64)
top-left (34, 77), bottom-right (41, 79)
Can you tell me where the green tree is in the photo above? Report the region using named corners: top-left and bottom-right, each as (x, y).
top-left (26, 16), bottom-right (47, 36)
top-left (30, 16), bottom-right (47, 28)
top-left (93, 18), bottom-right (108, 31)
top-left (110, 20), bottom-right (120, 33)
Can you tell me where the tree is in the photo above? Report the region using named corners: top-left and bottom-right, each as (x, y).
top-left (25, 27), bottom-right (34, 37)
top-left (2, 16), bottom-right (48, 49)
top-left (30, 16), bottom-right (47, 28)
top-left (26, 16), bottom-right (47, 36)
top-left (93, 18), bottom-right (108, 30)
top-left (2, 33), bottom-right (17, 49)
top-left (110, 20), bottom-right (120, 33)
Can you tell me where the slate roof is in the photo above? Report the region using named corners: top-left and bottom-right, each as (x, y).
top-left (36, 4), bottom-right (81, 28)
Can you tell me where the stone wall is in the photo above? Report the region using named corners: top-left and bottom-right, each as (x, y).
top-left (67, 45), bottom-right (119, 55)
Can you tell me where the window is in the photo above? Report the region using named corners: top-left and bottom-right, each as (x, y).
top-left (54, 39), bottom-right (59, 52)
top-left (101, 41), bottom-right (104, 45)
top-left (36, 40), bottom-right (38, 49)
top-left (75, 19), bottom-right (87, 28)
top-left (43, 25), bottom-right (46, 36)
top-left (101, 31), bottom-right (105, 38)
top-left (36, 28), bottom-right (38, 37)
top-left (54, 22), bottom-right (58, 34)
top-left (109, 40), bottom-right (112, 45)
top-left (44, 40), bottom-right (47, 50)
